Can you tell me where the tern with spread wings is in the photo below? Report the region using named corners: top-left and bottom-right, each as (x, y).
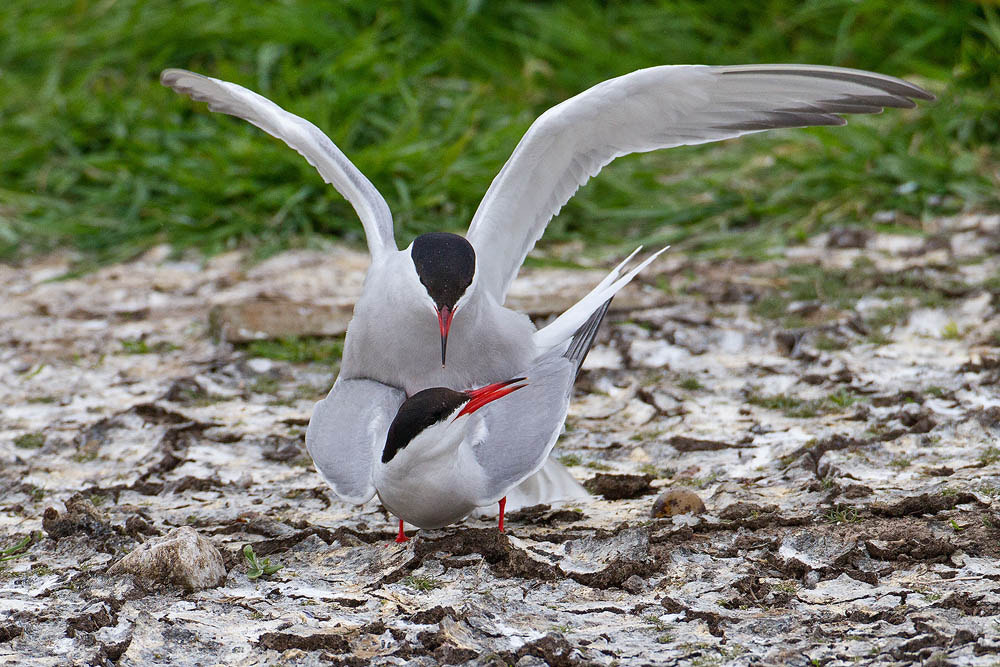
top-left (161, 65), bottom-right (933, 396)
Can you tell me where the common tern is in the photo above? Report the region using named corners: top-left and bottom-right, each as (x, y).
top-left (308, 284), bottom-right (613, 541)
top-left (161, 65), bottom-right (933, 395)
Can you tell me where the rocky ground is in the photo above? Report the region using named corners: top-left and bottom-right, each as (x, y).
top-left (2, 214), bottom-right (999, 666)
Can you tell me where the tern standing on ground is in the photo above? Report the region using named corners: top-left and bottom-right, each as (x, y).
top-left (306, 250), bottom-right (659, 539)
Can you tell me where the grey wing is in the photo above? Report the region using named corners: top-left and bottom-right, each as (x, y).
top-left (466, 348), bottom-right (577, 505)
top-left (466, 64), bottom-right (934, 302)
top-left (468, 289), bottom-right (617, 503)
top-left (306, 378), bottom-right (406, 504)
top-left (161, 69), bottom-right (396, 259)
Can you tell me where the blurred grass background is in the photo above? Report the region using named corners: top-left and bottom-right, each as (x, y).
top-left (1, 0), bottom-right (997, 267)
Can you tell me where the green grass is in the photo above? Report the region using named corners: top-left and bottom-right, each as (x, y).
top-left (889, 457), bottom-right (912, 470)
top-left (814, 334), bottom-right (849, 351)
top-left (241, 336), bottom-right (343, 365)
top-left (13, 433), bottom-right (45, 449)
top-left (980, 447), bottom-right (1000, 466)
top-left (825, 505), bottom-right (862, 524)
top-left (677, 375), bottom-right (704, 391)
top-left (402, 575), bottom-right (442, 592)
top-left (751, 258), bottom-right (963, 328)
top-left (119, 338), bottom-right (180, 355)
top-left (557, 453), bottom-right (583, 467)
top-left (1, 1), bottom-right (997, 267)
top-left (745, 386), bottom-right (862, 418)
top-left (0, 535), bottom-right (34, 562)
top-left (941, 321), bottom-right (963, 339)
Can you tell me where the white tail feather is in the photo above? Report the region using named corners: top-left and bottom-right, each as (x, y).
top-left (532, 246), bottom-right (669, 352)
top-left (476, 457), bottom-right (589, 516)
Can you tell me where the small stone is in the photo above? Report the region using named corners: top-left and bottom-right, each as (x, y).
top-left (107, 526), bottom-right (226, 591)
top-left (0, 624), bottom-right (23, 643)
top-left (210, 299), bottom-right (356, 342)
top-left (161, 377), bottom-right (206, 403)
top-left (629, 339), bottom-right (693, 369)
top-left (826, 226), bottom-right (872, 249)
top-left (779, 531), bottom-right (857, 574)
top-left (622, 574), bottom-right (647, 594)
top-left (246, 358), bottom-right (274, 374)
top-left (621, 399), bottom-right (656, 426)
top-left (124, 515), bottom-right (157, 539)
top-left (650, 489), bottom-right (706, 518)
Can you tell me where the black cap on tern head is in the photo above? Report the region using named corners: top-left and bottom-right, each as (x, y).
top-left (411, 233), bottom-right (476, 309)
top-left (382, 387), bottom-right (467, 464)
top-left (410, 233), bottom-right (476, 366)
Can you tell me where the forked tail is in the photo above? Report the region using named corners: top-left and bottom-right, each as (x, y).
top-left (533, 245), bottom-right (668, 354)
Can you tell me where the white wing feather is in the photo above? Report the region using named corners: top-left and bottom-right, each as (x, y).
top-left (161, 69), bottom-right (396, 258)
top-left (466, 64), bottom-right (934, 301)
top-left (306, 378), bottom-right (406, 504)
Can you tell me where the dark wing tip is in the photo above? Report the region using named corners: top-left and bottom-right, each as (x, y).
top-left (720, 66), bottom-right (934, 100)
top-left (715, 111), bottom-right (846, 133)
top-left (160, 68), bottom-right (191, 87)
top-left (564, 298), bottom-right (613, 377)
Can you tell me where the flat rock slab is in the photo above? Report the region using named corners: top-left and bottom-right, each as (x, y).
top-left (2, 216), bottom-right (1000, 665)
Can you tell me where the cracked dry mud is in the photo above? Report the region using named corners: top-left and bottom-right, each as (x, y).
top-left (2, 214), bottom-right (999, 666)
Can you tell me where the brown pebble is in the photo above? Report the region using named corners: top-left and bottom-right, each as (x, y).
top-left (651, 489), bottom-right (706, 518)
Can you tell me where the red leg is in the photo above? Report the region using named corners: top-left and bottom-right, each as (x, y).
top-left (395, 519), bottom-right (410, 543)
top-left (498, 496), bottom-right (507, 533)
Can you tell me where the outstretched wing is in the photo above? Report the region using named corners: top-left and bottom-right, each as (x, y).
top-left (466, 64), bottom-right (933, 302)
top-left (161, 69), bottom-right (396, 259)
top-left (306, 378), bottom-right (406, 504)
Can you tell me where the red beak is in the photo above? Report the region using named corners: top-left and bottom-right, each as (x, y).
top-left (437, 306), bottom-right (454, 367)
top-left (456, 378), bottom-right (527, 419)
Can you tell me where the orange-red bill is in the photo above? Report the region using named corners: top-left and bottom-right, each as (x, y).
top-left (456, 378), bottom-right (527, 419)
top-left (437, 306), bottom-right (454, 367)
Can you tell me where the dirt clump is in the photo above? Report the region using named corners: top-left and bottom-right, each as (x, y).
top-left (256, 631), bottom-right (351, 653)
top-left (584, 473), bottom-right (655, 500)
top-left (42, 493), bottom-right (113, 540)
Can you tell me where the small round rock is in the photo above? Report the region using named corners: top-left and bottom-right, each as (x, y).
top-left (622, 574), bottom-right (647, 594)
top-left (651, 489), bottom-right (706, 518)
